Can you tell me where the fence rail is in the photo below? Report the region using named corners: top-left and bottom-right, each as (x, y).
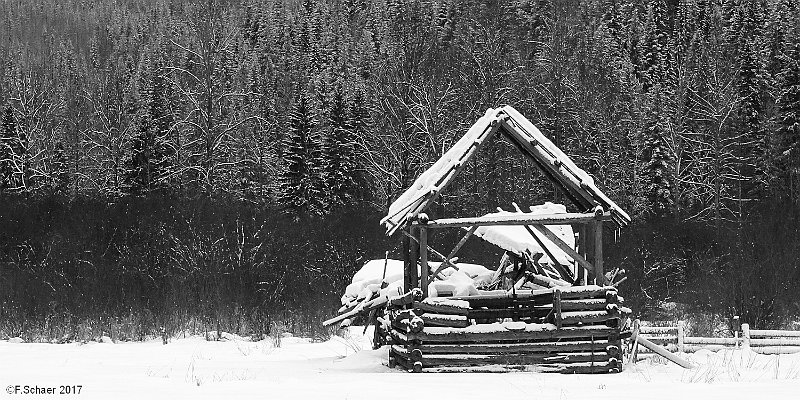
top-left (634, 320), bottom-right (800, 360)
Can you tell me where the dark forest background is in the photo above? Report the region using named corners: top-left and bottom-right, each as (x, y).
top-left (0, 0), bottom-right (799, 341)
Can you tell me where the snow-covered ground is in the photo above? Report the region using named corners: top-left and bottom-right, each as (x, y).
top-left (2, 328), bottom-right (800, 400)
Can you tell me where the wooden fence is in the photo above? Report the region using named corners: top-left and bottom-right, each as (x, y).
top-left (634, 320), bottom-right (800, 361)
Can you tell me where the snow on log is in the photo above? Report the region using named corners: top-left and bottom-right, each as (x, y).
top-left (418, 340), bottom-right (614, 354)
top-left (420, 313), bottom-right (470, 328)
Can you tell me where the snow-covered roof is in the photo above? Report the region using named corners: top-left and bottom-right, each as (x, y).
top-left (381, 105), bottom-right (631, 235)
top-left (472, 203), bottom-right (574, 266)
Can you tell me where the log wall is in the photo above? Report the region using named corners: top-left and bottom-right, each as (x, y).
top-left (382, 285), bottom-right (629, 373)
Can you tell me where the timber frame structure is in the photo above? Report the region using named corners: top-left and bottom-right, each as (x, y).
top-left (375, 106), bottom-right (633, 373)
top-left (382, 105), bottom-right (631, 293)
top-left (318, 106), bottom-right (636, 372)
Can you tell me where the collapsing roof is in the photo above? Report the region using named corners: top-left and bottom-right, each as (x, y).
top-left (473, 202), bottom-right (575, 266)
top-left (381, 105), bottom-right (631, 235)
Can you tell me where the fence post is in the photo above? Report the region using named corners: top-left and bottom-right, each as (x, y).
top-left (742, 323), bottom-right (750, 351)
top-left (677, 320), bottom-right (685, 353)
top-left (733, 316), bottom-right (740, 349)
top-left (630, 319), bottom-right (640, 364)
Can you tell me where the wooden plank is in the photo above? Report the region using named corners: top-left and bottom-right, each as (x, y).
top-left (420, 226), bottom-right (429, 298)
top-left (585, 222), bottom-right (596, 283)
top-left (749, 338), bottom-right (800, 346)
top-left (322, 294), bottom-right (388, 326)
top-left (594, 219), bottom-right (606, 285)
top-left (639, 326), bottom-right (678, 334)
top-left (419, 340), bottom-right (614, 354)
top-left (467, 307), bottom-right (549, 320)
top-left (531, 224), bottom-right (594, 273)
top-left (560, 298), bottom-right (607, 311)
top-left (408, 227), bottom-right (419, 292)
top-left (750, 329), bottom-right (800, 338)
top-left (554, 288), bottom-right (562, 328)
top-left (401, 228), bottom-right (461, 277)
top-left (632, 331), bottom-right (694, 369)
top-left (498, 119), bottom-right (595, 215)
top-left (498, 108), bottom-right (631, 228)
top-left (410, 325), bottom-right (619, 343)
top-left (577, 224), bottom-right (587, 285)
top-left (403, 227), bottom-right (411, 293)
top-left (423, 212), bottom-right (608, 229)
top-left (684, 337), bottom-right (741, 346)
top-left (413, 301), bottom-right (470, 316)
top-left (640, 335), bottom-right (678, 343)
top-left (452, 285), bottom-right (612, 301)
top-left (446, 225), bottom-right (478, 260)
top-left (420, 313), bottom-right (470, 328)
top-left (419, 352), bottom-right (614, 368)
top-left (522, 225), bottom-right (571, 279)
top-left (525, 272), bottom-right (571, 288)
top-left (560, 310), bottom-right (617, 325)
top-left (386, 111), bottom-right (502, 236)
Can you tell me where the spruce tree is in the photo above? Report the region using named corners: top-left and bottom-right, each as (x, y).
top-left (732, 1), bottom-right (768, 196)
top-left (125, 54), bottom-right (174, 195)
top-left (0, 103), bottom-right (15, 192)
top-left (640, 91), bottom-right (675, 218)
top-left (278, 92), bottom-right (324, 216)
top-left (775, 27), bottom-right (800, 202)
top-left (321, 87), bottom-right (365, 209)
top-left (639, 0), bottom-right (670, 91)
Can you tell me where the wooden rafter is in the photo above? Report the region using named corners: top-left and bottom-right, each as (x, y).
top-left (418, 212), bottom-right (609, 229)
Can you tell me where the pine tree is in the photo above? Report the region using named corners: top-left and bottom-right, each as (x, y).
top-left (278, 92), bottom-right (324, 216)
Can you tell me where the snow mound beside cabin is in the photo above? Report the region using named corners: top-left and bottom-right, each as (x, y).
top-left (340, 259), bottom-right (490, 307)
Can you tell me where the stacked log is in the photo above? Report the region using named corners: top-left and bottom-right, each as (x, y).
top-left (386, 285), bottom-right (629, 373)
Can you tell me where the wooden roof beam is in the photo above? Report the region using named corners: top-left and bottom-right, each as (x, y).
top-left (416, 212), bottom-right (613, 229)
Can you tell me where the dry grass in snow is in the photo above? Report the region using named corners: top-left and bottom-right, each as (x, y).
top-left (2, 328), bottom-right (800, 400)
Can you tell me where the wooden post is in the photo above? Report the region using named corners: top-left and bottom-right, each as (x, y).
top-left (554, 288), bottom-right (562, 329)
top-left (403, 227), bottom-right (411, 293)
top-left (420, 226), bottom-right (429, 298)
top-left (630, 319), bottom-right (640, 364)
top-left (585, 223), bottom-right (596, 284)
top-left (631, 331), bottom-right (694, 369)
top-left (742, 323), bottom-right (750, 351)
top-left (677, 320), bottom-right (685, 353)
top-left (594, 219), bottom-right (604, 285)
top-left (409, 226), bottom-right (419, 292)
top-left (577, 227), bottom-right (586, 286)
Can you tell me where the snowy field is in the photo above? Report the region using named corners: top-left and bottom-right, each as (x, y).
top-left (3, 328), bottom-right (800, 400)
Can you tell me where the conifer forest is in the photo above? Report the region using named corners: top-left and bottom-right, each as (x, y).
top-left (1, 0), bottom-right (799, 341)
